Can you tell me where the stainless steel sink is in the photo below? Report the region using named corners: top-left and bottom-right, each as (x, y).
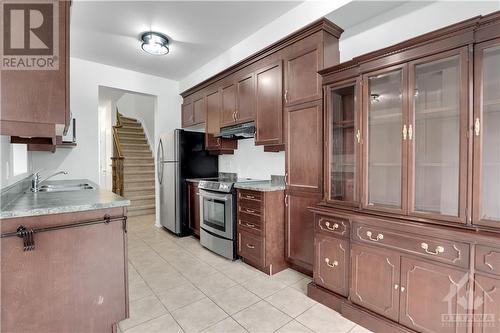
top-left (36, 183), bottom-right (95, 193)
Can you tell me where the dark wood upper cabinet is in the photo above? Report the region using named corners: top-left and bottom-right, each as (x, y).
top-left (399, 257), bottom-right (468, 333)
top-left (362, 64), bottom-right (408, 215)
top-left (284, 44), bottom-right (322, 106)
top-left (350, 244), bottom-right (401, 322)
top-left (193, 96), bottom-right (206, 125)
top-left (407, 47), bottom-right (469, 224)
top-left (0, 0), bottom-right (70, 140)
top-left (255, 61), bottom-right (283, 146)
top-left (205, 89), bottom-right (237, 152)
top-left (473, 38), bottom-right (500, 229)
top-left (325, 80), bottom-right (361, 207)
top-left (285, 99), bottom-right (323, 193)
top-left (236, 73), bottom-right (256, 124)
top-left (182, 101), bottom-right (194, 128)
top-left (221, 83), bottom-right (237, 127)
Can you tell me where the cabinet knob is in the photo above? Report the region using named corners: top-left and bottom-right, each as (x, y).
top-left (402, 124), bottom-right (407, 140)
top-left (401, 286), bottom-right (406, 292)
top-left (325, 258), bottom-right (338, 268)
top-left (474, 118), bottom-right (481, 136)
top-left (394, 284), bottom-right (399, 290)
top-left (246, 244), bottom-right (255, 249)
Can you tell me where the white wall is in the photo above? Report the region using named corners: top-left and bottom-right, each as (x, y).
top-left (219, 139), bottom-right (285, 180)
top-left (0, 136), bottom-right (31, 189)
top-left (30, 57), bottom-right (181, 226)
top-left (338, 1), bottom-right (500, 63)
top-left (116, 93), bottom-right (156, 149)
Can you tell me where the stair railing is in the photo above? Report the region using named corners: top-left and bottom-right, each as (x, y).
top-left (112, 110), bottom-right (125, 196)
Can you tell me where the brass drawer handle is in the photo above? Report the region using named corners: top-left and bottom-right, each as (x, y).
top-left (245, 208), bottom-right (256, 214)
top-left (421, 242), bottom-right (444, 255)
top-left (246, 244), bottom-right (255, 249)
top-left (245, 223), bottom-right (256, 228)
top-left (325, 222), bottom-right (339, 231)
top-left (474, 117), bottom-right (481, 136)
top-left (245, 195), bottom-right (255, 199)
top-left (366, 231), bottom-right (384, 242)
top-left (325, 258), bottom-right (338, 268)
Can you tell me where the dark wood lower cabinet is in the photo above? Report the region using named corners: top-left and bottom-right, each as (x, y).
top-left (314, 234), bottom-right (349, 296)
top-left (473, 274), bottom-right (500, 333)
top-left (285, 192), bottom-right (321, 275)
top-left (350, 243), bottom-right (401, 322)
top-left (1, 208), bottom-right (128, 333)
top-left (188, 182), bottom-right (200, 237)
top-left (399, 257), bottom-right (468, 333)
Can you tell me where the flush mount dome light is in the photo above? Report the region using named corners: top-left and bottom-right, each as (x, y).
top-left (141, 32), bottom-right (169, 55)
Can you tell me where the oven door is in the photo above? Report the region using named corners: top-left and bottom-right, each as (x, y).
top-left (198, 189), bottom-right (234, 240)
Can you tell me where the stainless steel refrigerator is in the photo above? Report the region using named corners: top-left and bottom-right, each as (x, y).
top-left (157, 129), bottom-right (218, 236)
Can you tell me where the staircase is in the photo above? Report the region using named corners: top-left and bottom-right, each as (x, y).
top-left (112, 113), bottom-right (156, 217)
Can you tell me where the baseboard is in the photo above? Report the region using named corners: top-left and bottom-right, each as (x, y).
top-left (307, 283), bottom-right (416, 333)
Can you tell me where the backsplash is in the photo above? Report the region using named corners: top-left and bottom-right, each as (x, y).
top-left (218, 139), bottom-right (285, 180)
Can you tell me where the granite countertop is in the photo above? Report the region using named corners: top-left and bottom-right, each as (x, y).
top-left (0, 179), bottom-right (130, 219)
top-left (234, 181), bottom-right (285, 192)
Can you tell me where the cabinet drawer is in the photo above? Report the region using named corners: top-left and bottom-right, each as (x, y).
top-left (475, 245), bottom-right (500, 276)
top-left (238, 216), bottom-right (263, 235)
top-left (238, 203), bottom-right (262, 217)
top-left (352, 222), bottom-right (470, 268)
top-left (314, 234), bottom-right (349, 296)
top-left (316, 215), bottom-right (349, 238)
top-left (238, 230), bottom-right (264, 267)
top-left (238, 190), bottom-right (262, 202)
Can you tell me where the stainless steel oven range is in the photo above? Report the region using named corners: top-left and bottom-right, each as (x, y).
top-left (198, 178), bottom-right (260, 259)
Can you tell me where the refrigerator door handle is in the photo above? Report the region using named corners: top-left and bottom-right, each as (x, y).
top-left (157, 139), bottom-right (164, 184)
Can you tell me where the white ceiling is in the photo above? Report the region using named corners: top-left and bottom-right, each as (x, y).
top-left (71, 1), bottom-right (302, 81)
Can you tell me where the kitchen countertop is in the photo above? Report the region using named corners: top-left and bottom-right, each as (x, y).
top-left (234, 181), bottom-right (285, 192)
top-left (0, 179), bottom-right (130, 219)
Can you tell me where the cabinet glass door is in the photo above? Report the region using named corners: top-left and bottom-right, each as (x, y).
top-left (364, 67), bottom-right (406, 212)
top-left (409, 49), bottom-right (467, 222)
top-left (474, 40), bottom-right (500, 227)
top-left (327, 82), bottom-right (359, 206)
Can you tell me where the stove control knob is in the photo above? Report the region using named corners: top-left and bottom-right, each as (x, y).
top-left (221, 184), bottom-right (229, 191)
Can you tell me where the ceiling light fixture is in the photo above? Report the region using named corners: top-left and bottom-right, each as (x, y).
top-left (140, 32), bottom-right (169, 55)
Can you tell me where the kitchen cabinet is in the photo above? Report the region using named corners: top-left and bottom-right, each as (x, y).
top-left (1, 208), bottom-right (128, 333)
top-left (188, 182), bottom-right (200, 237)
top-left (237, 189), bottom-right (287, 275)
top-left (221, 83), bottom-right (237, 127)
top-left (205, 89), bottom-right (237, 153)
top-left (399, 257), bottom-right (468, 333)
top-left (407, 48), bottom-right (468, 224)
top-left (314, 234), bottom-right (349, 296)
top-left (473, 38), bottom-right (500, 228)
top-left (285, 193), bottom-right (320, 274)
top-left (473, 274), bottom-right (500, 333)
top-left (0, 0), bottom-right (71, 141)
top-left (255, 61), bottom-right (284, 146)
top-left (325, 80), bottom-right (361, 207)
top-left (193, 96), bottom-right (206, 125)
top-left (362, 64), bottom-right (408, 215)
top-left (284, 44), bottom-right (322, 106)
top-left (350, 244), bottom-right (401, 322)
top-left (182, 101), bottom-right (194, 127)
top-left (236, 73), bottom-right (256, 124)
top-left (285, 99), bottom-right (323, 194)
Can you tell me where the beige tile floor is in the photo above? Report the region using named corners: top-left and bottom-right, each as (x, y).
top-left (119, 215), bottom-right (373, 333)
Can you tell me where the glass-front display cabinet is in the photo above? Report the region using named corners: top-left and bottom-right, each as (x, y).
top-left (362, 65), bottom-right (407, 215)
top-left (325, 80), bottom-right (361, 207)
top-left (408, 48), bottom-right (468, 223)
top-left (474, 39), bottom-right (500, 228)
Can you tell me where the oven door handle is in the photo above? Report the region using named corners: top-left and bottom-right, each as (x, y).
top-left (198, 190), bottom-right (232, 201)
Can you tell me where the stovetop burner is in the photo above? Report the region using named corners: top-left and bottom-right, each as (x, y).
top-left (198, 177), bottom-right (262, 193)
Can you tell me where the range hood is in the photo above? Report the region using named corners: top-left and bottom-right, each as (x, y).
top-left (216, 121), bottom-right (255, 139)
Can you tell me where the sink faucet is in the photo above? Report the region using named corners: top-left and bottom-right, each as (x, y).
top-left (31, 171), bottom-right (68, 192)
